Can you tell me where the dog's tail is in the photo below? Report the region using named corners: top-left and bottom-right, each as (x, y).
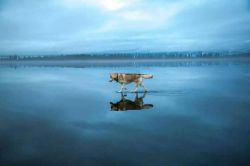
top-left (141, 74), bottom-right (153, 79)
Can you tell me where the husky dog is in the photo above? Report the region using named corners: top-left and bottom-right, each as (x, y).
top-left (109, 73), bottom-right (153, 92)
top-left (110, 92), bottom-right (154, 111)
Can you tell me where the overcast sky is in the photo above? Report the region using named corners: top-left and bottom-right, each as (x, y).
top-left (0, 0), bottom-right (250, 55)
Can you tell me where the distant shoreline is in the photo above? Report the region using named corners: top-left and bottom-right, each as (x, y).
top-left (1, 51), bottom-right (250, 61)
top-left (1, 56), bottom-right (250, 62)
top-left (1, 57), bottom-right (250, 68)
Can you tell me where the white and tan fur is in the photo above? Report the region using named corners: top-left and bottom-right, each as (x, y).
top-left (109, 73), bottom-right (153, 92)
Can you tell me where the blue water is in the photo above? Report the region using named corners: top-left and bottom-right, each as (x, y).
top-left (1, 62), bottom-right (250, 165)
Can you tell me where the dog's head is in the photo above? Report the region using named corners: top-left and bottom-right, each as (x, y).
top-left (109, 73), bottom-right (118, 82)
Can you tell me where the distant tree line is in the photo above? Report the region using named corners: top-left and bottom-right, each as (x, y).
top-left (0, 51), bottom-right (249, 61)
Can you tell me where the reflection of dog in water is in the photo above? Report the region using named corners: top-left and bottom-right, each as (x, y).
top-left (110, 92), bottom-right (154, 111)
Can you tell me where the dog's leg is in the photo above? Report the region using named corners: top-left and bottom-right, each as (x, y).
top-left (132, 84), bottom-right (139, 92)
top-left (141, 91), bottom-right (147, 98)
top-left (141, 83), bottom-right (147, 92)
top-left (123, 84), bottom-right (127, 92)
top-left (118, 84), bottom-right (125, 93)
top-left (121, 92), bottom-right (126, 100)
top-left (123, 85), bottom-right (127, 91)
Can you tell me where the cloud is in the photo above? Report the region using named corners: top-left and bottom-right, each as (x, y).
top-left (0, 0), bottom-right (249, 55)
top-left (62, 0), bottom-right (138, 11)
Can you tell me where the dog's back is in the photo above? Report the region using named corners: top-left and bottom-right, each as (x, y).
top-left (118, 73), bottom-right (141, 84)
top-left (111, 73), bottom-right (153, 83)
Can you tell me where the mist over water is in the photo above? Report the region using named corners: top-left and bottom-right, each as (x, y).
top-left (1, 61), bottom-right (250, 166)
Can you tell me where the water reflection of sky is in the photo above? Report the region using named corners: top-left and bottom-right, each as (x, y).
top-left (0, 65), bottom-right (250, 165)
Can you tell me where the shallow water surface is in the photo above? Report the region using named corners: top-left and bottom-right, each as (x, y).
top-left (0, 62), bottom-right (250, 166)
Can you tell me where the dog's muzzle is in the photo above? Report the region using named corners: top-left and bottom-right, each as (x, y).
top-left (109, 79), bottom-right (113, 82)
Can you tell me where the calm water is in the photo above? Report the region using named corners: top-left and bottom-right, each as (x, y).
top-left (1, 61), bottom-right (250, 166)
